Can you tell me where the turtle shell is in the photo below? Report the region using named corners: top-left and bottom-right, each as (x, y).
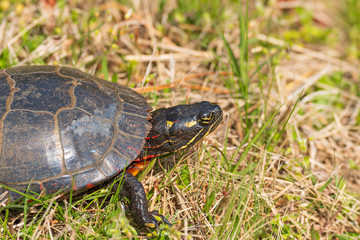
top-left (0, 65), bottom-right (151, 202)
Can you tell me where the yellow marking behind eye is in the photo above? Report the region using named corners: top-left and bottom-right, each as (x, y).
top-left (185, 120), bottom-right (197, 128)
top-left (166, 121), bottom-right (174, 129)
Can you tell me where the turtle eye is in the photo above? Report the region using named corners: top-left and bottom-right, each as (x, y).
top-left (198, 111), bottom-right (213, 126)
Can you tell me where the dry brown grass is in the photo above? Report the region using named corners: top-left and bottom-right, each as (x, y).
top-left (0, 0), bottom-right (360, 239)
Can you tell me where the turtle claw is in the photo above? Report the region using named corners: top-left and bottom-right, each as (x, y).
top-left (144, 216), bottom-right (159, 230)
top-left (143, 210), bottom-right (171, 231)
top-left (150, 210), bottom-right (172, 227)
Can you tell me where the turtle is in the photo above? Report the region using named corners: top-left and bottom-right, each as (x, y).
top-left (0, 65), bottom-right (223, 229)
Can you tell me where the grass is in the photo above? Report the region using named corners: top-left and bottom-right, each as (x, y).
top-left (1, 0), bottom-right (360, 239)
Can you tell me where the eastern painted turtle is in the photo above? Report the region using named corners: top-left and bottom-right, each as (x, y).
top-left (0, 65), bottom-right (222, 228)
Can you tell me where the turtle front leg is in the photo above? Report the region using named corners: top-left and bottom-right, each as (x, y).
top-left (119, 172), bottom-right (171, 229)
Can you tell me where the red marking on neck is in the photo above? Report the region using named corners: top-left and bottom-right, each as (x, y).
top-left (86, 183), bottom-right (95, 189)
top-left (134, 154), bottom-right (160, 162)
top-left (146, 135), bottom-right (160, 140)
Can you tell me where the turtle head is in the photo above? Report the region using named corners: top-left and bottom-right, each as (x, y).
top-left (140, 101), bottom-right (222, 158)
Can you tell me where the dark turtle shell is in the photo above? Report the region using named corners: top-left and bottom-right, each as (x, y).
top-left (0, 65), bottom-right (151, 201)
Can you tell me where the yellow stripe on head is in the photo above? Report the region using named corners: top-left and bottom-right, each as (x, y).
top-left (177, 128), bottom-right (204, 151)
top-left (185, 120), bottom-right (197, 128)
